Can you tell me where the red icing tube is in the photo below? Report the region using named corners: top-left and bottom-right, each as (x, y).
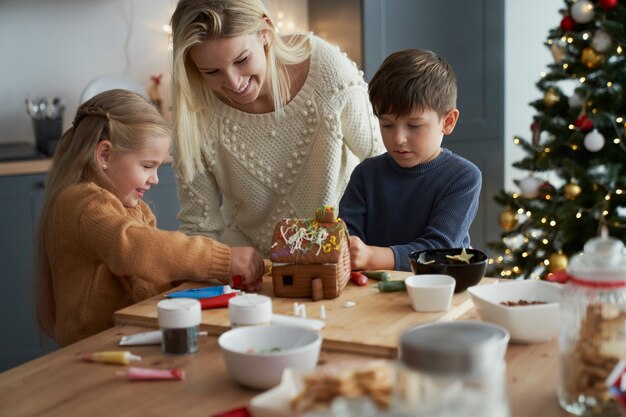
top-left (350, 271), bottom-right (368, 286)
top-left (119, 367), bottom-right (185, 381)
top-left (199, 292), bottom-right (236, 309)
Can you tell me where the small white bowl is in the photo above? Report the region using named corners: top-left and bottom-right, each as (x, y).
top-left (405, 274), bottom-right (456, 312)
top-left (218, 325), bottom-right (322, 390)
top-left (468, 280), bottom-right (562, 344)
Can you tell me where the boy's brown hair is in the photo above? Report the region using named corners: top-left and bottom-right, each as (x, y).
top-left (368, 49), bottom-right (457, 119)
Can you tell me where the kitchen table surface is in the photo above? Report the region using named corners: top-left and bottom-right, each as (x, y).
top-left (0, 273), bottom-right (570, 417)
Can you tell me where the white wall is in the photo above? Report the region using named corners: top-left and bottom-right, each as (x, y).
top-left (2, 0), bottom-right (562, 191)
top-left (0, 0), bottom-right (307, 147)
top-left (504, 0), bottom-right (562, 190)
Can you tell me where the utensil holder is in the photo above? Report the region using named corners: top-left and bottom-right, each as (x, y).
top-left (33, 118), bottom-right (62, 156)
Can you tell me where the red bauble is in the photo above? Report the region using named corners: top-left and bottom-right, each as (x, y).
top-left (599, 0), bottom-right (618, 9)
top-left (575, 114), bottom-right (593, 131)
top-left (531, 121), bottom-right (538, 131)
top-left (538, 181), bottom-right (557, 199)
top-left (560, 16), bottom-right (576, 31)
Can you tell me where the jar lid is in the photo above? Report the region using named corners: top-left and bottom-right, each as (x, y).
top-left (157, 298), bottom-right (201, 328)
top-left (567, 235), bottom-right (626, 283)
top-left (399, 321), bottom-right (510, 376)
top-left (228, 294), bottom-right (272, 325)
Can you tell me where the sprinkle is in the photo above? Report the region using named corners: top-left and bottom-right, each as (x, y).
top-left (344, 301), bottom-right (356, 308)
top-left (294, 302), bottom-right (300, 316)
top-left (299, 304), bottom-right (307, 319)
top-left (320, 305), bottom-right (327, 319)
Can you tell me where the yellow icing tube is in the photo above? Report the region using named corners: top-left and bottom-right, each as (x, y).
top-left (82, 351), bottom-right (142, 365)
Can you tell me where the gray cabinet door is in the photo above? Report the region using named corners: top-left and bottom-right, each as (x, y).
top-left (0, 174), bottom-right (57, 371)
top-left (310, 0), bottom-right (504, 252)
top-left (362, 0), bottom-right (504, 253)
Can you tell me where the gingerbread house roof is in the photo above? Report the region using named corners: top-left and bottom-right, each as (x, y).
top-left (269, 207), bottom-right (349, 265)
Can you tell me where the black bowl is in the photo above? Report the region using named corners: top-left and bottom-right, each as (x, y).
top-left (408, 248), bottom-right (488, 293)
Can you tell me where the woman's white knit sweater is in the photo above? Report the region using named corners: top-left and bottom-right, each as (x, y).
top-left (174, 35), bottom-right (384, 256)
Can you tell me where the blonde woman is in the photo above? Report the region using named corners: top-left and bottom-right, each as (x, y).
top-left (36, 89), bottom-right (263, 346)
top-left (170, 0), bottom-right (384, 255)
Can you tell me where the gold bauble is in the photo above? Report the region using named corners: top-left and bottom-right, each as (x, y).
top-left (548, 252), bottom-right (568, 273)
top-left (498, 208), bottom-right (518, 232)
top-left (564, 182), bottom-right (582, 200)
top-left (581, 47), bottom-right (604, 69)
top-left (543, 88), bottom-right (560, 107)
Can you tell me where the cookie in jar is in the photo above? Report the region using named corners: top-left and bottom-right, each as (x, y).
top-left (558, 231), bottom-right (626, 416)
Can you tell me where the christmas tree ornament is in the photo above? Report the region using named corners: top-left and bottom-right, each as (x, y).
top-left (550, 42), bottom-right (566, 63)
top-left (539, 181), bottom-right (557, 199)
top-left (547, 252), bottom-right (568, 273)
top-left (564, 182), bottom-right (582, 200)
top-left (583, 128), bottom-right (605, 152)
top-left (570, 0), bottom-right (594, 23)
top-left (498, 207), bottom-right (518, 232)
top-left (560, 15), bottom-right (576, 31)
top-left (574, 113), bottom-right (593, 131)
top-left (591, 30), bottom-right (612, 53)
top-left (599, 0), bottom-right (618, 9)
top-left (543, 88), bottom-right (560, 107)
top-left (568, 92), bottom-right (585, 109)
top-left (519, 175), bottom-right (543, 198)
top-left (581, 47), bottom-right (604, 69)
top-left (531, 121), bottom-right (541, 145)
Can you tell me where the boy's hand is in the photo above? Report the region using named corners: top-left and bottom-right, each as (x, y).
top-left (348, 236), bottom-right (395, 270)
top-left (230, 247), bottom-right (264, 292)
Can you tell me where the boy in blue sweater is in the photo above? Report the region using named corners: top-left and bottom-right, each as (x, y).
top-left (339, 49), bottom-right (482, 271)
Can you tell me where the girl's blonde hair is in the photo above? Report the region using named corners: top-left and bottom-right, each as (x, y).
top-left (35, 89), bottom-right (171, 339)
top-left (170, 0), bottom-right (312, 182)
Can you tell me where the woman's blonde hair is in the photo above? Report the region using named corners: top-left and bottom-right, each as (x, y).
top-left (35, 89), bottom-right (171, 339)
top-left (170, 0), bottom-right (311, 182)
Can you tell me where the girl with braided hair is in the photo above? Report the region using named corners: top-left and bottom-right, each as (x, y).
top-left (35, 89), bottom-right (264, 346)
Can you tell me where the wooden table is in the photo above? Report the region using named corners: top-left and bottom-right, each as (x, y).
top-left (1, 272), bottom-right (570, 417)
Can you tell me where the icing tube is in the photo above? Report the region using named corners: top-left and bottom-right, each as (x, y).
top-left (82, 351), bottom-right (141, 365)
top-left (119, 367), bottom-right (185, 381)
top-left (119, 330), bottom-right (209, 346)
top-left (200, 292), bottom-right (237, 309)
top-left (167, 285), bottom-right (233, 299)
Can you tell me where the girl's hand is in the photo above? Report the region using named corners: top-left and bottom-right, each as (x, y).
top-left (230, 247), bottom-right (264, 292)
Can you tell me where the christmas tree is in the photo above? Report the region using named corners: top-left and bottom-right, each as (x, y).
top-left (489, 0), bottom-right (626, 280)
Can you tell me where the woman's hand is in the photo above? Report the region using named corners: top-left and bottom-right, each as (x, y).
top-left (230, 246), bottom-right (264, 292)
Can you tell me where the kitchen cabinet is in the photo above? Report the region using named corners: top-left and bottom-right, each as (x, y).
top-left (0, 164), bottom-right (179, 371)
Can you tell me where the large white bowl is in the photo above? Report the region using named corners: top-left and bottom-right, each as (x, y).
top-left (468, 280), bottom-right (562, 344)
top-left (218, 325), bottom-right (322, 390)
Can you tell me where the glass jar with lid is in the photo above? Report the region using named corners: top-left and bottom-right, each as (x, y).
top-left (391, 321), bottom-right (511, 417)
top-left (558, 234), bottom-right (626, 416)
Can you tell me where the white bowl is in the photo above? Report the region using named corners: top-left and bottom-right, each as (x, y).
top-left (405, 274), bottom-right (456, 312)
top-left (218, 325), bottom-right (322, 390)
top-left (468, 280), bottom-right (562, 344)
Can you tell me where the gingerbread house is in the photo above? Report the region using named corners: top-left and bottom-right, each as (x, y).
top-left (269, 206), bottom-right (351, 300)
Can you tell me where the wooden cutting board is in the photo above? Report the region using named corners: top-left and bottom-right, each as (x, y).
top-left (114, 272), bottom-right (497, 358)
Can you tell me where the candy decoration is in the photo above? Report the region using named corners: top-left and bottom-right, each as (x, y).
top-left (560, 15), bottom-right (576, 31)
top-left (548, 252), bottom-right (568, 273)
top-left (575, 114), bottom-right (593, 131)
top-left (599, 0), bottom-right (618, 9)
top-left (564, 182), bottom-right (582, 200)
top-left (543, 88), bottom-right (560, 107)
top-left (570, 0), bottom-right (594, 23)
top-left (592, 30), bottom-right (612, 53)
top-left (584, 129), bottom-right (605, 152)
top-left (519, 175), bottom-right (543, 198)
top-left (581, 47), bottom-right (604, 69)
top-left (498, 207), bottom-right (518, 232)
